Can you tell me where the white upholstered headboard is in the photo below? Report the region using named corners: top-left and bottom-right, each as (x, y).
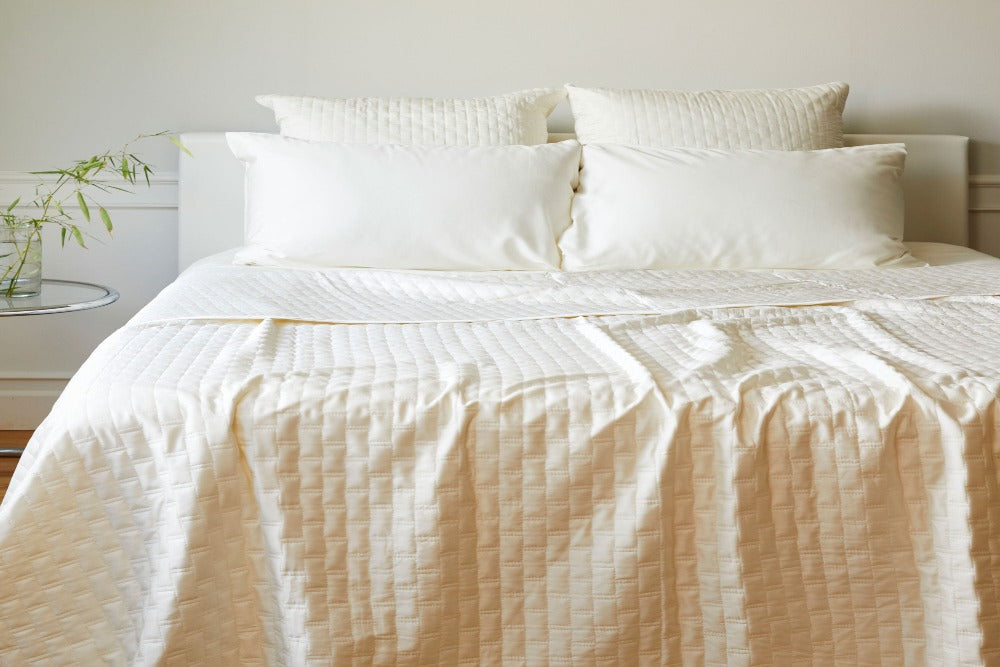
top-left (177, 133), bottom-right (969, 272)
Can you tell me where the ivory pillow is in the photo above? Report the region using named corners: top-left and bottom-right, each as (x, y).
top-left (227, 133), bottom-right (581, 270)
top-left (257, 89), bottom-right (565, 145)
top-left (566, 82), bottom-right (848, 150)
top-left (560, 143), bottom-right (914, 271)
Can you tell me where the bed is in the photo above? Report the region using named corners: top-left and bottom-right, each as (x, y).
top-left (1, 127), bottom-right (999, 666)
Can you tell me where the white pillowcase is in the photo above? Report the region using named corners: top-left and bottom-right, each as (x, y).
top-left (257, 89), bottom-right (565, 145)
top-left (566, 82), bottom-right (848, 150)
top-left (561, 143), bottom-right (914, 271)
top-left (227, 133), bottom-right (581, 271)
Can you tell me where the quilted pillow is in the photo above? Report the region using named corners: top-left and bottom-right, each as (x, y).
top-left (257, 89), bottom-right (565, 145)
top-left (566, 82), bottom-right (848, 150)
top-left (560, 143), bottom-right (916, 270)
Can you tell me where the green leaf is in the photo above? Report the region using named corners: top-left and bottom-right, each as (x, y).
top-left (76, 158), bottom-right (101, 180)
top-left (99, 207), bottom-right (112, 233)
top-left (76, 191), bottom-right (90, 222)
top-left (60, 226), bottom-right (67, 247)
top-left (6, 197), bottom-right (20, 212)
top-left (71, 226), bottom-right (86, 248)
top-left (168, 135), bottom-right (193, 157)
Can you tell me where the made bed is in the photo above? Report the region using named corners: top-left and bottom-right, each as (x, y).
top-left (2, 84), bottom-right (1000, 666)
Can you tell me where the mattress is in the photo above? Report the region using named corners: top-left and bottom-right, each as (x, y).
top-left (2, 243), bottom-right (1000, 665)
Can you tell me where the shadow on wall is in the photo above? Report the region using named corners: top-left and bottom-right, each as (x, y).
top-left (845, 102), bottom-right (995, 175)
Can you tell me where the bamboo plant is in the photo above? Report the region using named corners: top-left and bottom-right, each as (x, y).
top-left (0, 132), bottom-right (187, 297)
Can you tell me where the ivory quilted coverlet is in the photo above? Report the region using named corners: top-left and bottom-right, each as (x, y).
top-left (2, 260), bottom-right (1000, 665)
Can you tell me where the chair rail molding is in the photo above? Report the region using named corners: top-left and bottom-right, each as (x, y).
top-left (970, 175), bottom-right (1000, 212)
top-left (0, 172), bottom-right (178, 210)
top-left (969, 175), bottom-right (1000, 258)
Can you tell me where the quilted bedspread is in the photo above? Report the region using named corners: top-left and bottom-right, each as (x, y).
top-left (2, 258), bottom-right (1000, 665)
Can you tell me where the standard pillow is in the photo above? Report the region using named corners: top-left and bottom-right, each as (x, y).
top-left (566, 82), bottom-right (848, 150)
top-left (227, 133), bottom-right (581, 271)
top-left (256, 89), bottom-right (566, 145)
top-left (560, 143), bottom-right (915, 271)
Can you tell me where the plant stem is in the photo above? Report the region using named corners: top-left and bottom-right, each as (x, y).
top-left (2, 228), bottom-right (37, 298)
top-left (0, 234), bottom-right (20, 288)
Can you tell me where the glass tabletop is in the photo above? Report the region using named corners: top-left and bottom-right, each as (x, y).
top-left (0, 279), bottom-right (119, 316)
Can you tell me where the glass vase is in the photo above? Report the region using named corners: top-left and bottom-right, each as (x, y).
top-left (1, 225), bottom-right (42, 298)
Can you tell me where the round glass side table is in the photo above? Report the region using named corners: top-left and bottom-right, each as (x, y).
top-left (0, 279), bottom-right (118, 316)
top-left (0, 279), bottom-right (118, 458)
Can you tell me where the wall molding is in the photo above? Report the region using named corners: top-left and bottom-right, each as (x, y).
top-left (0, 372), bottom-right (73, 381)
top-left (970, 175), bottom-right (1000, 212)
top-left (0, 171), bottom-right (178, 210)
top-left (0, 376), bottom-right (69, 430)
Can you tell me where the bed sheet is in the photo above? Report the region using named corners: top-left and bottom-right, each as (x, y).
top-left (2, 245), bottom-right (1000, 665)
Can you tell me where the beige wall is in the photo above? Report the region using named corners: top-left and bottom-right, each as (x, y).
top-left (0, 0), bottom-right (999, 427)
top-left (2, 0), bottom-right (1000, 172)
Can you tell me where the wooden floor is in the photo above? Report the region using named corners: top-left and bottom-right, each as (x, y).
top-left (0, 431), bottom-right (31, 506)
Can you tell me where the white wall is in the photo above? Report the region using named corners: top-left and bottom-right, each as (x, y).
top-left (4, 1), bottom-right (1000, 173)
top-left (1, 0), bottom-right (1000, 426)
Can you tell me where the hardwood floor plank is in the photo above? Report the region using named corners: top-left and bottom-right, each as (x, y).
top-left (0, 431), bottom-right (32, 448)
top-left (0, 431), bottom-right (30, 506)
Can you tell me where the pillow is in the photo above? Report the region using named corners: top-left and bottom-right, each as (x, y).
top-left (560, 143), bottom-right (915, 271)
top-left (227, 133), bottom-right (581, 271)
top-left (566, 82), bottom-right (849, 150)
top-left (256, 89), bottom-right (565, 145)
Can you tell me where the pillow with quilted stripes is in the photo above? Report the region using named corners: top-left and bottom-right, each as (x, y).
top-left (257, 89), bottom-right (565, 145)
top-left (566, 82), bottom-right (848, 150)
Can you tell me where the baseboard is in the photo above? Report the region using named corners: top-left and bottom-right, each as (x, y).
top-left (0, 377), bottom-right (69, 429)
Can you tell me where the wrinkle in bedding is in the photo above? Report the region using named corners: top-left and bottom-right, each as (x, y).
top-left (1, 263), bottom-right (1000, 665)
top-left (133, 260), bottom-right (1000, 325)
